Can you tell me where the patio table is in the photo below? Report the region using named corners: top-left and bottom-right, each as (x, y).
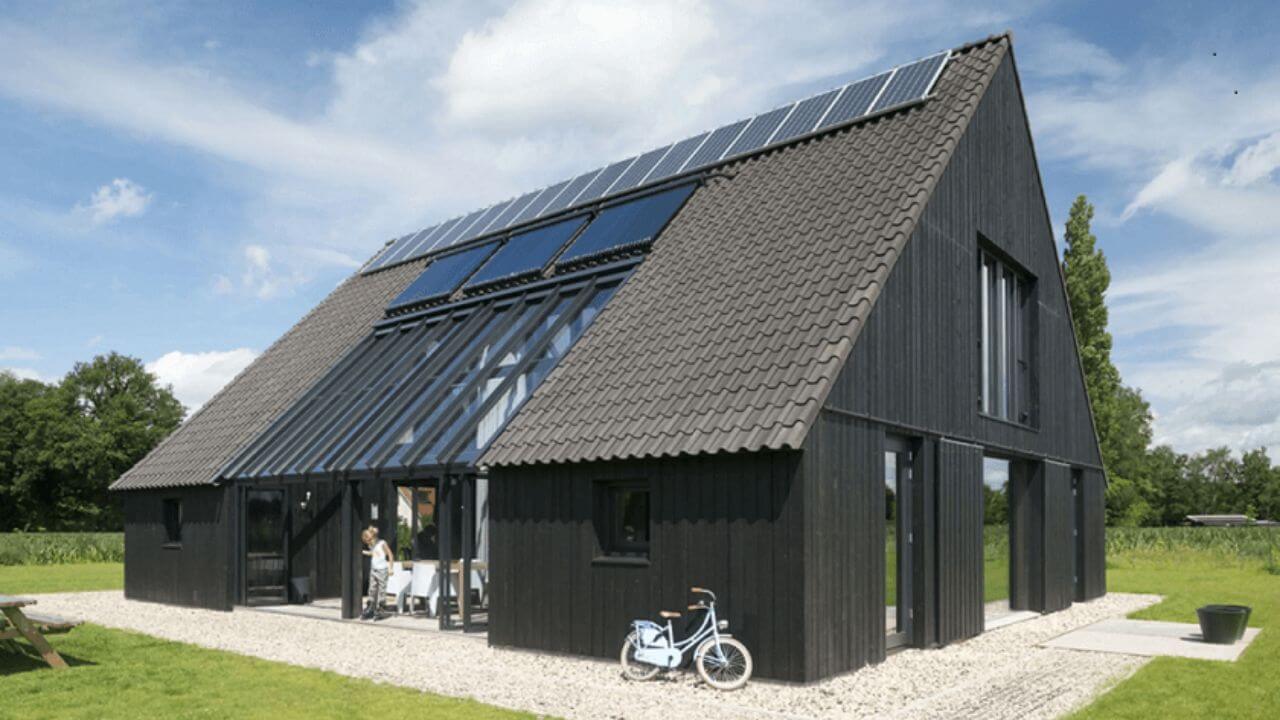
top-left (0, 594), bottom-right (80, 669)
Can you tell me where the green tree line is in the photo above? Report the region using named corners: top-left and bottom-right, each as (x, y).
top-left (0, 353), bottom-right (183, 531)
top-left (1062, 196), bottom-right (1280, 525)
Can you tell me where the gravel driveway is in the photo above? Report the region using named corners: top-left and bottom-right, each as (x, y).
top-left (33, 591), bottom-right (1159, 719)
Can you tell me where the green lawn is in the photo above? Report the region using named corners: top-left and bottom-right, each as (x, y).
top-left (887, 529), bottom-right (1010, 604)
top-left (1072, 554), bottom-right (1280, 718)
top-left (0, 562), bottom-right (123, 594)
top-left (0, 624), bottom-right (536, 720)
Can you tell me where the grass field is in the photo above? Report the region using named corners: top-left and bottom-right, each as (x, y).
top-left (4, 529), bottom-right (1277, 717)
top-left (0, 562), bottom-right (123, 594)
top-left (1071, 551), bottom-right (1280, 718)
top-left (0, 533), bottom-right (123, 565)
top-left (0, 624), bottom-right (534, 720)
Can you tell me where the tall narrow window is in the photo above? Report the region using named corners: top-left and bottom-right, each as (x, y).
top-left (163, 498), bottom-right (182, 546)
top-left (980, 249), bottom-right (1035, 424)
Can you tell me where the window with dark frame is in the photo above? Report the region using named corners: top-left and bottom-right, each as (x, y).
top-left (594, 480), bottom-right (650, 558)
top-left (162, 498), bottom-right (182, 546)
top-left (979, 247), bottom-right (1035, 425)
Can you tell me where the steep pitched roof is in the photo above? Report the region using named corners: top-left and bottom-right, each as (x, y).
top-left (111, 260), bottom-right (425, 490)
top-left (480, 36), bottom-right (1008, 466)
top-left (112, 34), bottom-right (1009, 488)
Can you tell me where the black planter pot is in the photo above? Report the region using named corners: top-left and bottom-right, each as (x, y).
top-left (1196, 604), bottom-right (1251, 644)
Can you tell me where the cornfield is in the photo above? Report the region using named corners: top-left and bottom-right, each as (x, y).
top-left (0, 532), bottom-right (124, 565)
top-left (983, 524), bottom-right (1280, 570)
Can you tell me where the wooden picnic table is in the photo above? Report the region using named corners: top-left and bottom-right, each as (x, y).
top-left (0, 594), bottom-right (80, 669)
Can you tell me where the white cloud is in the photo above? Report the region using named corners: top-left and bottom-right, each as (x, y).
top-left (147, 348), bottom-right (258, 412)
top-left (1030, 32), bottom-right (1280, 453)
top-left (0, 346), bottom-right (40, 361)
top-left (0, 3), bottom-right (1021, 299)
top-left (1, 366), bottom-right (49, 382)
top-left (213, 244), bottom-right (311, 300)
top-left (79, 178), bottom-right (153, 224)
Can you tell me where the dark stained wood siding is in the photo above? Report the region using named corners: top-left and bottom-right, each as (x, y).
top-left (800, 412), bottom-right (885, 680)
top-left (936, 440), bottom-right (985, 644)
top-left (1042, 461), bottom-right (1075, 612)
top-left (285, 479), bottom-right (345, 599)
top-left (828, 53), bottom-right (1102, 471)
top-left (123, 486), bottom-right (233, 610)
top-left (1078, 468), bottom-right (1107, 601)
top-left (489, 451), bottom-right (807, 681)
top-left (1008, 461), bottom-right (1044, 611)
top-left (1008, 460), bottom-right (1078, 613)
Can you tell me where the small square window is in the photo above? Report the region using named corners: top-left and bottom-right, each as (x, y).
top-left (163, 498), bottom-right (182, 546)
top-left (594, 481), bottom-right (650, 557)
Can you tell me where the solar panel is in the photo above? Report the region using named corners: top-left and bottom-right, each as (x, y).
top-left (507, 185), bottom-right (560, 228)
top-left (725, 105), bottom-right (793, 157)
top-left (394, 226), bottom-right (442, 264)
top-left (609, 145), bottom-right (672, 194)
top-left (437, 208), bottom-right (492, 250)
top-left (363, 49), bottom-right (951, 274)
top-left (539, 169), bottom-right (601, 216)
top-left (417, 216), bottom-right (463, 257)
top-left (489, 190), bottom-right (542, 232)
top-left (465, 215), bottom-right (589, 290)
top-left (464, 200), bottom-right (514, 240)
top-left (772, 88), bottom-right (841, 143)
top-left (646, 132), bottom-right (708, 182)
top-left (516, 179), bottom-right (571, 223)
top-left (684, 119), bottom-right (750, 170)
top-left (367, 237), bottom-right (406, 271)
top-left (871, 52), bottom-right (948, 112)
top-left (574, 157), bottom-right (637, 204)
top-left (817, 72), bottom-right (891, 129)
top-left (388, 241), bottom-right (499, 311)
top-left (557, 183), bottom-right (696, 267)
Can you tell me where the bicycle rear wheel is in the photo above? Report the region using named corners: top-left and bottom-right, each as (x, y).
top-left (695, 637), bottom-right (752, 691)
top-left (620, 631), bottom-right (661, 681)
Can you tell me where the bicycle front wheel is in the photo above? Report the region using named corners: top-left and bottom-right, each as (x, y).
top-left (695, 637), bottom-right (753, 691)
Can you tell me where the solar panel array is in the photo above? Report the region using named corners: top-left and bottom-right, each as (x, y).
top-left (364, 50), bottom-right (949, 274)
top-left (388, 182), bottom-right (696, 314)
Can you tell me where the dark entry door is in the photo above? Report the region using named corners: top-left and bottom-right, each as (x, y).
top-left (246, 489), bottom-right (288, 605)
top-left (885, 436), bottom-right (916, 649)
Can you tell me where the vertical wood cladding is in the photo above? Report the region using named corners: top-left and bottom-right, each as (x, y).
top-left (1078, 468), bottom-right (1107, 601)
top-left (1008, 461), bottom-right (1043, 611)
top-left (829, 53), bottom-right (1102, 471)
top-left (936, 440), bottom-right (985, 644)
top-left (1008, 460), bottom-right (1077, 613)
top-left (489, 451), bottom-right (806, 681)
top-left (123, 486), bottom-right (233, 610)
top-left (1041, 461), bottom-right (1075, 612)
top-left (801, 412), bottom-right (885, 680)
top-left (285, 480), bottom-right (345, 599)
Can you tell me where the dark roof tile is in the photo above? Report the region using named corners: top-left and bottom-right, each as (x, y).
top-left (111, 260), bottom-right (425, 490)
top-left (481, 37), bottom-right (1007, 466)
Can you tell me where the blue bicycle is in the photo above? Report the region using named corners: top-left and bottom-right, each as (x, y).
top-left (620, 587), bottom-right (753, 690)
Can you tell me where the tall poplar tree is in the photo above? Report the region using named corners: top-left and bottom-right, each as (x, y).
top-left (1062, 195), bottom-right (1154, 523)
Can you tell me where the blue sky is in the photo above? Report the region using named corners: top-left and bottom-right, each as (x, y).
top-left (3, 1), bottom-right (1280, 455)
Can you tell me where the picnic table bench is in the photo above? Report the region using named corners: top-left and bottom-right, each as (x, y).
top-left (1, 594), bottom-right (81, 669)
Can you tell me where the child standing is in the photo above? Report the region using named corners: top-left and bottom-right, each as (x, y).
top-left (361, 526), bottom-right (392, 620)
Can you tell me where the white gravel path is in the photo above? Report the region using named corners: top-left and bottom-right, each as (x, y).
top-left (32, 591), bottom-right (1159, 720)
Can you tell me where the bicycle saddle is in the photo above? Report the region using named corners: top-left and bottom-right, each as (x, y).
top-left (659, 610), bottom-right (681, 619)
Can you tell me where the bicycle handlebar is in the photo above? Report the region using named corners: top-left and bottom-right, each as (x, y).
top-left (690, 587), bottom-right (717, 601)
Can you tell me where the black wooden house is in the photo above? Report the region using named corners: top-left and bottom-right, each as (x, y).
top-left (112, 34), bottom-right (1105, 683)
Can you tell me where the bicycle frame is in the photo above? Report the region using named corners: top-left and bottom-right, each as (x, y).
top-left (632, 590), bottom-right (732, 669)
